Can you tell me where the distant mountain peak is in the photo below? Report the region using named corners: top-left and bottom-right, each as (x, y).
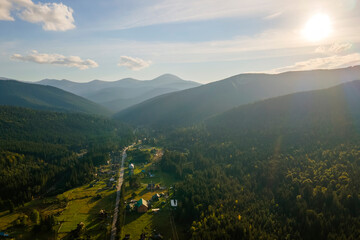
top-left (156, 73), bottom-right (180, 78)
top-left (88, 79), bottom-right (104, 83)
top-left (152, 74), bottom-right (185, 83)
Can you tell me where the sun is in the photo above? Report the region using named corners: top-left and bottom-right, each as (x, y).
top-left (303, 13), bottom-right (332, 42)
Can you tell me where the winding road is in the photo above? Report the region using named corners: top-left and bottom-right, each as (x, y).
top-left (110, 147), bottom-right (127, 240)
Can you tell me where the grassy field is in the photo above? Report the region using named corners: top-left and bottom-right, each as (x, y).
top-left (122, 209), bottom-right (172, 239)
top-left (0, 196), bottom-right (62, 239)
top-left (56, 178), bottom-right (116, 239)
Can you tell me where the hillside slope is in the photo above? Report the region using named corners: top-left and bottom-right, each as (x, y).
top-left (163, 81), bottom-right (360, 240)
top-left (206, 80), bottom-right (360, 146)
top-left (115, 66), bottom-right (360, 127)
top-left (0, 80), bottom-right (110, 115)
top-left (0, 105), bottom-right (133, 208)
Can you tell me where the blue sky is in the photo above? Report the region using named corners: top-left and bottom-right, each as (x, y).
top-left (0, 0), bottom-right (359, 83)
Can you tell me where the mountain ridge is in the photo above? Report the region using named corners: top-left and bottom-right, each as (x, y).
top-left (36, 74), bottom-right (199, 88)
top-left (203, 79), bottom-right (360, 152)
top-left (34, 74), bottom-right (201, 112)
top-left (115, 66), bottom-right (360, 127)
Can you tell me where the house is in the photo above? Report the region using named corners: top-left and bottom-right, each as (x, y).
top-left (152, 193), bottom-right (160, 201)
top-left (129, 163), bottom-right (134, 175)
top-left (171, 199), bottom-right (178, 207)
top-left (151, 208), bottom-right (160, 213)
top-left (136, 198), bottom-right (148, 213)
top-left (99, 209), bottom-right (107, 219)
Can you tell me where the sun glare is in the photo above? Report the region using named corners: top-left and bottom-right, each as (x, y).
top-left (303, 13), bottom-right (332, 42)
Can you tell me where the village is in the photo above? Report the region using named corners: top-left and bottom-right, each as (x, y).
top-left (119, 143), bottom-right (181, 240)
top-left (0, 142), bottom-right (182, 240)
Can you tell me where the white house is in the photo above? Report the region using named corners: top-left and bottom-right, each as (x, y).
top-left (171, 199), bottom-right (178, 207)
top-left (129, 163), bottom-right (134, 169)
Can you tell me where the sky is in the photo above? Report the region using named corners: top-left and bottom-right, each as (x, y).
top-left (0, 0), bottom-right (359, 83)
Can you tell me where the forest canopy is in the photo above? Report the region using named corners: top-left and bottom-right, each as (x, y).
top-left (0, 106), bottom-right (133, 209)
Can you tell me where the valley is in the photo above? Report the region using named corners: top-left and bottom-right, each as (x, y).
top-left (0, 67), bottom-right (360, 239)
top-left (2, 0), bottom-right (360, 238)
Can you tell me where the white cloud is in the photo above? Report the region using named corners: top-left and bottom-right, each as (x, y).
top-left (117, 56), bottom-right (151, 71)
top-left (270, 53), bottom-right (360, 73)
top-left (0, 0), bottom-right (14, 20)
top-left (0, 0), bottom-right (75, 31)
top-left (315, 42), bottom-right (352, 55)
top-left (10, 50), bottom-right (98, 70)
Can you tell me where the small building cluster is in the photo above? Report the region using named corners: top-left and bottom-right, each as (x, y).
top-left (126, 192), bottom-right (168, 214)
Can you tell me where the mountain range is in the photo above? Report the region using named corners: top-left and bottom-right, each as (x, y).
top-left (115, 66), bottom-right (360, 127)
top-left (36, 74), bottom-right (201, 112)
top-left (1, 66), bottom-right (360, 126)
top-left (0, 80), bottom-right (110, 116)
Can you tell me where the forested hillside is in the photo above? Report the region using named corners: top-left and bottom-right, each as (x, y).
top-left (207, 80), bottom-right (360, 147)
top-left (0, 80), bottom-right (110, 115)
top-left (0, 106), bottom-right (133, 210)
top-left (157, 81), bottom-right (360, 239)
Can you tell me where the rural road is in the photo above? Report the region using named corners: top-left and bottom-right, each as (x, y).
top-left (110, 147), bottom-right (127, 240)
top-left (170, 212), bottom-right (179, 240)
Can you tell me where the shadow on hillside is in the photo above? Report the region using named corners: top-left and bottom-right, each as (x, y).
top-left (123, 211), bottom-right (150, 225)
